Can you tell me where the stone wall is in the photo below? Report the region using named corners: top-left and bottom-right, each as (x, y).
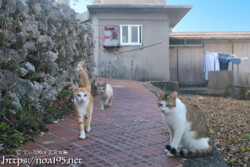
top-left (0, 0), bottom-right (94, 111)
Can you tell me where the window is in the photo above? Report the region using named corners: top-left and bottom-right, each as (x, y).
top-left (170, 38), bottom-right (185, 45)
top-left (120, 25), bottom-right (142, 45)
top-left (185, 39), bottom-right (203, 45)
top-left (170, 38), bottom-right (203, 47)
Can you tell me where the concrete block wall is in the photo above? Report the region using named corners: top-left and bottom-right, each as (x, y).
top-left (208, 71), bottom-right (250, 99)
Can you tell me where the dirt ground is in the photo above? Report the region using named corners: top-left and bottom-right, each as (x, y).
top-left (179, 95), bottom-right (250, 167)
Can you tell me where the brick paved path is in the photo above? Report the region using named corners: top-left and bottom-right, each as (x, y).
top-left (3, 78), bottom-right (182, 167)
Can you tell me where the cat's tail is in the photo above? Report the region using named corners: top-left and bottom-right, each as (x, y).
top-left (77, 61), bottom-right (89, 88)
top-left (165, 145), bottom-right (212, 157)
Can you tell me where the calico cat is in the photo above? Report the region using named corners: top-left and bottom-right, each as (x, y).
top-left (96, 82), bottom-right (113, 110)
top-left (72, 61), bottom-right (93, 139)
top-left (156, 91), bottom-right (212, 157)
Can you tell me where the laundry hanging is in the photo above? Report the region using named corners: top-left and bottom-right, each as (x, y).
top-left (204, 51), bottom-right (220, 81)
top-left (218, 53), bottom-right (241, 65)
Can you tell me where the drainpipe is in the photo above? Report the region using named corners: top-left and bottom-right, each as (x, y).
top-left (109, 61), bottom-right (111, 78)
top-left (177, 48), bottom-right (179, 82)
top-left (131, 59), bottom-right (134, 80)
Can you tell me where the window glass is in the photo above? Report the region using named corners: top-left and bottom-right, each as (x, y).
top-left (170, 38), bottom-right (185, 45)
top-left (120, 25), bottom-right (142, 45)
top-left (139, 26), bottom-right (142, 44)
top-left (131, 26), bottom-right (138, 43)
top-left (186, 39), bottom-right (202, 45)
top-left (122, 26), bottom-right (128, 43)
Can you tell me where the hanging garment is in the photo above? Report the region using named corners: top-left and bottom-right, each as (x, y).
top-left (229, 57), bottom-right (241, 64)
top-left (218, 53), bottom-right (230, 71)
top-left (218, 53), bottom-right (241, 64)
top-left (218, 53), bottom-right (230, 63)
top-left (218, 53), bottom-right (241, 71)
top-left (204, 51), bottom-right (220, 81)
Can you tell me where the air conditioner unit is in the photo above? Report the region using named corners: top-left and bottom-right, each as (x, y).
top-left (103, 26), bottom-right (120, 47)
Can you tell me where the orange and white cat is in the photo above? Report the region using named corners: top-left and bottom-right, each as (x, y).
top-left (156, 91), bottom-right (212, 157)
top-left (72, 61), bottom-right (93, 139)
top-left (96, 82), bottom-right (113, 110)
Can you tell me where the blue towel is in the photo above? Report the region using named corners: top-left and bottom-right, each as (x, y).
top-left (228, 57), bottom-right (241, 64)
top-left (218, 53), bottom-right (231, 63)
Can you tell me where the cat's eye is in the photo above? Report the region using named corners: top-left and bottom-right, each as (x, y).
top-left (77, 94), bottom-right (81, 97)
top-left (158, 103), bottom-right (162, 107)
top-left (84, 94), bottom-right (87, 97)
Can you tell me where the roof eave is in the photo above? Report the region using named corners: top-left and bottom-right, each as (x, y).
top-left (170, 36), bottom-right (250, 40)
top-left (170, 32), bottom-right (250, 40)
top-left (87, 4), bottom-right (192, 28)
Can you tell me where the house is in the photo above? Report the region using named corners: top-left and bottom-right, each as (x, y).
top-left (86, 0), bottom-right (192, 81)
top-left (169, 31), bottom-right (250, 85)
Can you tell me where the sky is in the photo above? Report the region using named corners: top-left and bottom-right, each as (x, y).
top-left (70, 0), bottom-right (250, 32)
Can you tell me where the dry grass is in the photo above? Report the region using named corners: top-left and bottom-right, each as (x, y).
top-left (179, 95), bottom-right (250, 167)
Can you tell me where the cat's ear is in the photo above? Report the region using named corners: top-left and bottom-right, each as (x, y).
top-left (171, 91), bottom-right (177, 101)
top-left (104, 82), bottom-right (106, 86)
top-left (156, 90), bottom-right (163, 99)
top-left (72, 84), bottom-right (78, 93)
top-left (86, 84), bottom-right (91, 93)
top-left (96, 82), bottom-right (100, 86)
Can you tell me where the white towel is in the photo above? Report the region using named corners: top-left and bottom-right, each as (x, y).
top-left (204, 51), bottom-right (220, 81)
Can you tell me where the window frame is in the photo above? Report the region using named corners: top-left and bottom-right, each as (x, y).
top-left (120, 25), bottom-right (142, 46)
top-left (169, 38), bottom-right (203, 47)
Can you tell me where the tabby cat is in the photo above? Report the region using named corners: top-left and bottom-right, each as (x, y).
top-left (72, 61), bottom-right (93, 139)
top-left (96, 82), bottom-right (113, 110)
top-left (156, 91), bottom-right (212, 157)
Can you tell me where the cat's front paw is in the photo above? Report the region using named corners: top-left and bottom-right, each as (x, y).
top-left (165, 145), bottom-right (175, 157)
top-left (79, 132), bottom-right (86, 139)
top-left (165, 149), bottom-right (174, 157)
top-left (86, 126), bottom-right (91, 132)
top-left (164, 145), bottom-right (170, 153)
top-left (101, 107), bottom-right (104, 110)
top-left (167, 152), bottom-right (174, 157)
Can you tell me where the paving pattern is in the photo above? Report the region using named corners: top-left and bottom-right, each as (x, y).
top-left (1, 78), bottom-right (182, 167)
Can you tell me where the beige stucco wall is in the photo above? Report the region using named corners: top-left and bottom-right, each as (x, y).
top-left (91, 11), bottom-right (170, 81)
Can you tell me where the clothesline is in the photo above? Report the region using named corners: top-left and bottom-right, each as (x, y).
top-left (203, 51), bottom-right (245, 81)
